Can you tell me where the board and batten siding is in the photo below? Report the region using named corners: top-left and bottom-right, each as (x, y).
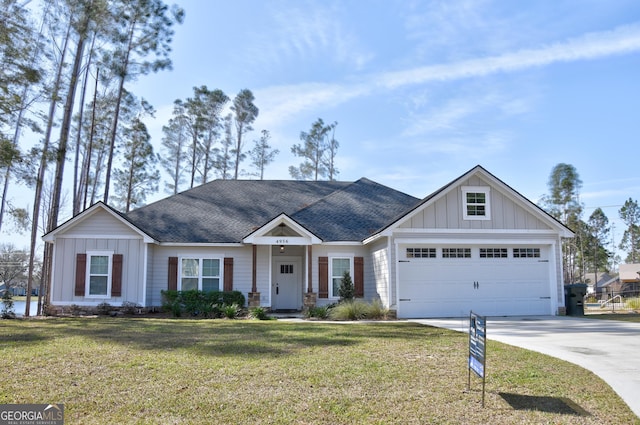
top-left (367, 238), bottom-right (391, 307)
top-left (62, 208), bottom-right (139, 236)
top-left (399, 176), bottom-right (550, 231)
top-left (50, 237), bottom-right (145, 305)
top-left (146, 245), bottom-right (255, 306)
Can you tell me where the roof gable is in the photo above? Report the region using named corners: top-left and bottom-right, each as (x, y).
top-left (382, 165), bottom-right (574, 237)
top-left (43, 202), bottom-right (154, 242)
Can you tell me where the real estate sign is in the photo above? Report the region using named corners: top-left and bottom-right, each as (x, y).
top-left (468, 311), bottom-right (487, 407)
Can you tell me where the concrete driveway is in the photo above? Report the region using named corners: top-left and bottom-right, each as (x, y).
top-left (412, 316), bottom-right (640, 418)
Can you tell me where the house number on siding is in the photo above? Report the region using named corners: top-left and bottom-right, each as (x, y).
top-left (276, 239), bottom-right (289, 244)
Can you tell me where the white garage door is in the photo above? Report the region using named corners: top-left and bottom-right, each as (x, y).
top-left (397, 245), bottom-right (553, 318)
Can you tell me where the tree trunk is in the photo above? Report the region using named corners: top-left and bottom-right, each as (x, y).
top-left (26, 23), bottom-right (72, 317)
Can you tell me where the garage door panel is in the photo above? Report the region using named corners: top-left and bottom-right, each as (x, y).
top-left (398, 245), bottom-right (552, 318)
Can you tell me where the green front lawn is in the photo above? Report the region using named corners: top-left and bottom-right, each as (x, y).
top-left (0, 318), bottom-right (637, 424)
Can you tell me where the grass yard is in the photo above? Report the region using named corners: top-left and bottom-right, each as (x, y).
top-left (1, 318), bottom-right (637, 424)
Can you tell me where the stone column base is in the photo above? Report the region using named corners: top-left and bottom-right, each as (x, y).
top-left (248, 292), bottom-right (261, 307)
top-left (303, 292), bottom-right (317, 309)
top-left (557, 306), bottom-right (566, 316)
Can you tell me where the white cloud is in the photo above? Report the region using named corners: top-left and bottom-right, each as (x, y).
top-left (378, 23), bottom-right (640, 88)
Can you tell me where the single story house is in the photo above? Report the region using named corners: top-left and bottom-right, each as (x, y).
top-left (618, 264), bottom-right (640, 296)
top-left (43, 165), bottom-right (574, 318)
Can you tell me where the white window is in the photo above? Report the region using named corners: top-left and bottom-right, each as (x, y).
top-left (462, 186), bottom-right (491, 220)
top-left (513, 248), bottom-right (540, 258)
top-left (406, 248), bottom-right (436, 258)
top-left (86, 251), bottom-right (112, 297)
top-left (330, 257), bottom-right (352, 298)
top-left (442, 248), bottom-right (471, 258)
top-left (480, 248), bottom-right (508, 258)
top-left (180, 258), bottom-right (221, 291)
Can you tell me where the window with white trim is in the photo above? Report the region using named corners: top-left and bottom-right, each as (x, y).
top-left (513, 248), bottom-right (540, 258)
top-left (86, 251), bottom-right (112, 297)
top-left (462, 186), bottom-right (490, 220)
top-left (406, 248), bottom-right (436, 258)
top-left (480, 248), bottom-right (508, 258)
top-left (330, 257), bottom-right (352, 298)
top-left (180, 258), bottom-right (221, 291)
top-left (442, 248), bottom-right (471, 258)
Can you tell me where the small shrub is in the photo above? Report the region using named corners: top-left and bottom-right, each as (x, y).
top-left (329, 299), bottom-right (369, 321)
top-left (96, 302), bottom-right (112, 315)
top-left (367, 299), bottom-right (389, 320)
top-left (625, 297), bottom-right (640, 310)
top-left (338, 271), bottom-right (355, 301)
top-left (121, 301), bottom-right (141, 315)
top-left (305, 305), bottom-right (330, 319)
top-left (248, 306), bottom-right (271, 320)
top-left (69, 304), bottom-right (82, 316)
top-left (1, 291), bottom-right (15, 319)
top-left (222, 303), bottom-right (240, 319)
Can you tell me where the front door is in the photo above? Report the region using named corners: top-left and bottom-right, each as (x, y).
top-left (274, 259), bottom-right (301, 310)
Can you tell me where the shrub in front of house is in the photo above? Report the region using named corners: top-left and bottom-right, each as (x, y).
top-left (304, 305), bottom-right (330, 319)
top-left (161, 290), bottom-right (246, 318)
top-left (338, 271), bottom-right (355, 301)
top-left (96, 302), bottom-right (112, 315)
top-left (248, 306), bottom-right (271, 320)
top-left (329, 299), bottom-right (369, 320)
top-left (327, 299), bottom-right (389, 321)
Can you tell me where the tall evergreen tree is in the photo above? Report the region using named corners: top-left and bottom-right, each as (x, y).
top-left (231, 89), bottom-right (258, 179)
top-left (102, 0), bottom-right (184, 203)
top-left (112, 117), bottom-right (159, 212)
top-left (289, 118), bottom-right (337, 181)
top-left (587, 208), bottom-right (610, 282)
top-left (160, 102), bottom-right (189, 195)
top-left (619, 198), bottom-right (640, 263)
top-left (542, 163), bottom-right (583, 283)
top-left (249, 130), bottom-right (279, 180)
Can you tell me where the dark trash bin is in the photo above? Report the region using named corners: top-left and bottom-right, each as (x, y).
top-left (564, 283), bottom-right (588, 316)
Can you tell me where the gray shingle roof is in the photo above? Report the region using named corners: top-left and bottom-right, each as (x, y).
top-left (125, 179), bottom-right (419, 243)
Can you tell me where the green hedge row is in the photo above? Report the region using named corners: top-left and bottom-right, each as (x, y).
top-left (161, 290), bottom-right (246, 317)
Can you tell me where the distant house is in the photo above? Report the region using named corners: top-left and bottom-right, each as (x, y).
top-left (43, 165), bottom-right (574, 318)
top-left (618, 264), bottom-right (640, 296)
top-left (586, 272), bottom-right (615, 297)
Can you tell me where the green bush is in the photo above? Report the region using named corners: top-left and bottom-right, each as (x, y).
top-left (329, 299), bottom-right (370, 321)
top-left (625, 297), bottom-right (640, 310)
top-left (326, 299), bottom-right (389, 321)
top-left (338, 271), bottom-right (355, 301)
top-left (305, 305), bottom-right (330, 319)
top-left (248, 306), bottom-right (271, 320)
top-left (223, 303), bottom-right (240, 319)
top-left (367, 299), bottom-right (389, 319)
top-left (1, 291), bottom-right (15, 319)
top-left (161, 290), bottom-right (245, 317)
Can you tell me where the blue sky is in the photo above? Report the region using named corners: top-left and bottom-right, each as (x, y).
top-left (5, 0), bottom-right (640, 256)
top-left (133, 0), bottom-right (640, 252)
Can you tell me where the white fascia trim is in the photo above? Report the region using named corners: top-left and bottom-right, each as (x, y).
top-left (321, 241), bottom-right (363, 246)
top-left (363, 232), bottom-right (389, 245)
top-left (394, 237), bottom-right (557, 245)
top-left (52, 234), bottom-right (151, 241)
top-left (393, 228), bottom-right (560, 235)
top-left (243, 213), bottom-right (322, 244)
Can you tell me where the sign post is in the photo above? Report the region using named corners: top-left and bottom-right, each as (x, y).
top-left (468, 311), bottom-right (487, 407)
